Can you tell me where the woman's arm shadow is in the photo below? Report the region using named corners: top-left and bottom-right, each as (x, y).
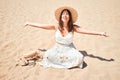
top-left (79, 50), bottom-right (115, 62)
top-left (79, 50), bottom-right (115, 69)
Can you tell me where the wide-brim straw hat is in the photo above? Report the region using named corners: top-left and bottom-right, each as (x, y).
top-left (55, 6), bottom-right (78, 23)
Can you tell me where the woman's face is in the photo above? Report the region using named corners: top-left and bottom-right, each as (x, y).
top-left (61, 10), bottom-right (70, 23)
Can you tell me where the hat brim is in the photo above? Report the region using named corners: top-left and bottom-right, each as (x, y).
top-left (55, 6), bottom-right (78, 23)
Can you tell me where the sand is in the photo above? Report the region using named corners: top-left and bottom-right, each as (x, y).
top-left (0, 0), bottom-right (120, 80)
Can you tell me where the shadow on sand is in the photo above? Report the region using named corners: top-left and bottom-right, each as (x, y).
top-left (79, 50), bottom-right (115, 69)
top-left (79, 50), bottom-right (114, 62)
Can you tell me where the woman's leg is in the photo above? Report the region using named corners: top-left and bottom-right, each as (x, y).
top-left (20, 51), bottom-right (39, 66)
top-left (24, 51), bottom-right (38, 60)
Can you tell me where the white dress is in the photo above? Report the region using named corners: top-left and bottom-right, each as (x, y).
top-left (39, 30), bottom-right (84, 69)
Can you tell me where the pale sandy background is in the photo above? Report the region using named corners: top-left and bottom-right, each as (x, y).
top-left (0, 0), bottom-right (120, 80)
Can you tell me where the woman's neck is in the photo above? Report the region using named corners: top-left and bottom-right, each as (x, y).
top-left (63, 22), bottom-right (68, 28)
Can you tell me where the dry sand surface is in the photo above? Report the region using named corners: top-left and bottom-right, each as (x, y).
top-left (0, 0), bottom-right (120, 80)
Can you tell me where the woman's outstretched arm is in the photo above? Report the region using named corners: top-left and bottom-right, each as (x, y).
top-left (24, 22), bottom-right (57, 30)
top-left (74, 25), bottom-right (108, 37)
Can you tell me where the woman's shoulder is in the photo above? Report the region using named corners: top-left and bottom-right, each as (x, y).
top-left (73, 24), bottom-right (81, 32)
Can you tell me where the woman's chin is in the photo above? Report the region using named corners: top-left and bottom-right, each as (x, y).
top-left (62, 20), bottom-right (68, 23)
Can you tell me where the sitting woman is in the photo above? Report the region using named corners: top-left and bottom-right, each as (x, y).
top-left (20, 6), bottom-right (108, 69)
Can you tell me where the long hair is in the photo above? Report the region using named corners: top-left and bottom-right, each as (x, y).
top-left (59, 9), bottom-right (74, 32)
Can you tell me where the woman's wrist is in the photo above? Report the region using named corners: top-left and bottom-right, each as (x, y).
top-left (100, 32), bottom-right (104, 36)
top-left (100, 32), bottom-right (108, 37)
top-left (24, 22), bottom-right (30, 26)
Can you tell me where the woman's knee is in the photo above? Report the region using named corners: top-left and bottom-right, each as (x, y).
top-left (23, 50), bottom-right (38, 59)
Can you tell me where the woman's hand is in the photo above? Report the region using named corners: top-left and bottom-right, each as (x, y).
top-left (100, 32), bottom-right (109, 37)
top-left (24, 22), bottom-right (29, 27)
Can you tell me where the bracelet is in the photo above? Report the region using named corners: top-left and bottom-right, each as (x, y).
top-left (100, 32), bottom-right (106, 36)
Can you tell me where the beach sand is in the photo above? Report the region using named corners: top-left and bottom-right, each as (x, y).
top-left (0, 0), bottom-right (120, 80)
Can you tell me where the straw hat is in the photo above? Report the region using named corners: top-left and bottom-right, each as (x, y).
top-left (55, 6), bottom-right (78, 23)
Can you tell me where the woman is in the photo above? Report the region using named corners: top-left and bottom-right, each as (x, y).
top-left (21, 6), bottom-right (108, 69)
